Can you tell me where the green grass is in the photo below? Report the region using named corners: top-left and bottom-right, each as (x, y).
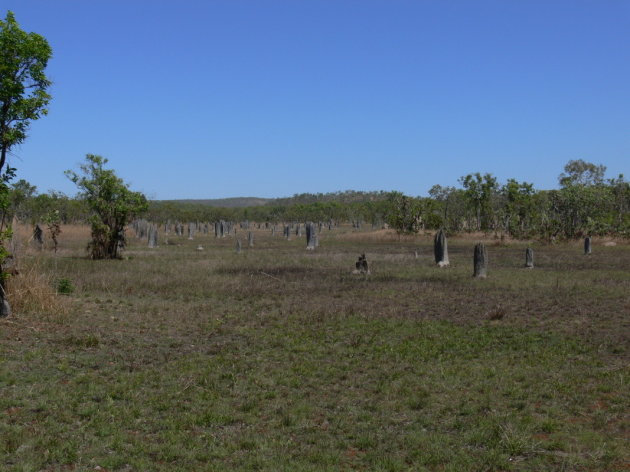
top-left (1, 227), bottom-right (629, 471)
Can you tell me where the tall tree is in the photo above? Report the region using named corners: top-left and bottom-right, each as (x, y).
top-left (0, 11), bottom-right (52, 317)
top-left (0, 11), bottom-right (52, 173)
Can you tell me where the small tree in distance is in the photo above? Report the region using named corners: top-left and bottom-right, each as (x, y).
top-left (387, 191), bottom-right (422, 237)
top-left (559, 159), bottom-right (606, 187)
top-left (66, 154), bottom-right (147, 259)
top-left (45, 209), bottom-right (61, 253)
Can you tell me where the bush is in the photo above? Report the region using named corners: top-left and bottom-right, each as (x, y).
top-left (56, 278), bottom-right (74, 295)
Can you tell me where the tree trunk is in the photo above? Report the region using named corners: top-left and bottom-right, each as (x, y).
top-left (0, 263), bottom-right (10, 317)
top-left (0, 145), bottom-right (7, 174)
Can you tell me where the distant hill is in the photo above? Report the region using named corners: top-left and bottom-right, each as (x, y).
top-left (270, 190), bottom-right (392, 206)
top-left (157, 197), bottom-right (272, 208)
top-left (155, 191), bottom-right (393, 208)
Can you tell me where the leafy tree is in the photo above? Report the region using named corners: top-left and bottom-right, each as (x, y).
top-left (428, 184), bottom-right (457, 229)
top-left (548, 160), bottom-right (624, 238)
top-left (558, 159), bottom-right (606, 187)
top-left (459, 173), bottom-right (499, 231)
top-left (11, 178), bottom-right (36, 198)
top-left (9, 178), bottom-right (37, 219)
top-left (386, 191), bottom-right (422, 236)
top-left (0, 11), bottom-right (52, 172)
top-left (66, 154), bottom-right (147, 259)
top-left (500, 179), bottom-right (535, 237)
top-left (547, 185), bottom-right (605, 238)
top-left (0, 11), bottom-right (51, 316)
top-left (44, 208), bottom-right (61, 253)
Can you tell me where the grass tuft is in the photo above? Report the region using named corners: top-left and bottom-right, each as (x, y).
top-left (5, 260), bottom-right (70, 316)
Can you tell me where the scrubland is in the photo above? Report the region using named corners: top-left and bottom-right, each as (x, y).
top-left (1, 224), bottom-right (629, 471)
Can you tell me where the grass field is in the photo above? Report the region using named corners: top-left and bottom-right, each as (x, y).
top-left (1, 225), bottom-right (629, 471)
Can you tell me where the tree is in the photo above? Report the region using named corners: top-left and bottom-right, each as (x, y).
top-left (428, 184), bottom-right (456, 229)
top-left (9, 178), bottom-right (37, 219)
top-left (551, 160), bottom-right (619, 238)
top-left (66, 154), bottom-right (148, 259)
top-left (386, 191), bottom-right (422, 236)
top-left (459, 173), bottom-right (499, 231)
top-left (559, 159), bottom-right (606, 187)
top-left (0, 11), bottom-right (52, 173)
top-left (500, 179), bottom-right (535, 237)
top-left (607, 174), bottom-right (630, 234)
top-left (0, 11), bottom-right (52, 317)
top-left (44, 209), bottom-right (61, 253)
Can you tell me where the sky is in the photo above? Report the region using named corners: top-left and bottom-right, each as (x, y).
top-left (3, 0), bottom-right (629, 200)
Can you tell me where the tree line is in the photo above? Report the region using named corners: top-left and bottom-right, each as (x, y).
top-left (9, 158), bottom-right (629, 241)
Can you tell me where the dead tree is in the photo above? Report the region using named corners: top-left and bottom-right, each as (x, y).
top-left (47, 219), bottom-right (61, 253)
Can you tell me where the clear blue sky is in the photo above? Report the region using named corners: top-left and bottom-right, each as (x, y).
top-left (4, 1), bottom-right (629, 200)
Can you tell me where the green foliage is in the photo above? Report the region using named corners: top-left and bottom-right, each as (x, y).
top-left (559, 159), bottom-right (606, 187)
top-left (0, 166), bottom-right (16, 281)
top-left (545, 182), bottom-right (629, 239)
top-left (272, 190), bottom-right (392, 206)
top-left (6, 157), bottom-right (629, 242)
top-left (0, 11), bottom-right (51, 306)
top-left (0, 11), bottom-right (52, 171)
top-left (9, 178), bottom-right (36, 219)
top-left (44, 209), bottom-right (61, 252)
top-left (541, 160), bottom-right (630, 238)
top-left (459, 173), bottom-right (499, 231)
top-left (499, 179), bottom-right (536, 238)
top-left (386, 191), bottom-right (422, 235)
top-left (56, 277), bottom-right (73, 295)
top-left (65, 154), bottom-right (147, 259)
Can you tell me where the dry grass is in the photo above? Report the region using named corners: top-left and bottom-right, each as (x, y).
top-left (332, 228), bottom-right (422, 243)
top-left (4, 259), bottom-right (70, 317)
top-left (3, 223), bottom-right (80, 317)
top-left (10, 223), bottom-right (90, 256)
